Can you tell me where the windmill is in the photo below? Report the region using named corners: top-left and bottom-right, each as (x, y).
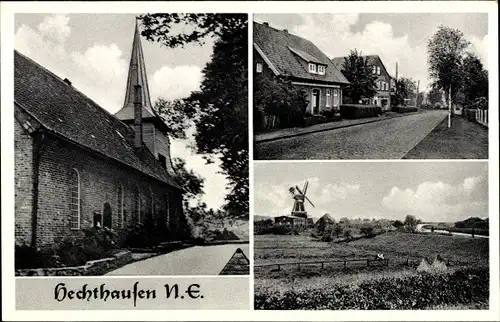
top-left (288, 181), bottom-right (315, 219)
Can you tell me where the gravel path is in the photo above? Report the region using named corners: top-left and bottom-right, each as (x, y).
top-left (255, 110), bottom-right (448, 160)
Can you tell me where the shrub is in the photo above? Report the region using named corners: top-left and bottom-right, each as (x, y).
top-left (15, 244), bottom-right (60, 269)
top-left (396, 106), bottom-right (418, 113)
top-left (254, 266), bottom-right (489, 310)
top-left (463, 108), bottom-right (477, 122)
top-left (339, 104), bottom-right (382, 119)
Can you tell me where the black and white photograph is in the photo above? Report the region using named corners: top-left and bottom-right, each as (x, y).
top-left (254, 162), bottom-right (489, 310)
top-left (253, 13), bottom-right (489, 160)
top-left (13, 13), bottom-right (249, 277)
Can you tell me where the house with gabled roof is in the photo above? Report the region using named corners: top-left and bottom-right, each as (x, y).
top-left (253, 21), bottom-right (349, 115)
top-left (332, 54), bottom-right (394, 110)
top-left (14, 21), bottom-right (188, 249)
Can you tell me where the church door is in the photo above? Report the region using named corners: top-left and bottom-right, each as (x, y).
top-left (103, 202), bottom-right (112, 228)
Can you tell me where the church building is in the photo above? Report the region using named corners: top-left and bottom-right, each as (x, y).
top-left (14, 21), bottom-right (187, 249)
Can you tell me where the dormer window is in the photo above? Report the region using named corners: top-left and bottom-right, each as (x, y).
top-left (372, 66), bottom-right (376, 74)
top-left (377, 66), bottom-right (381, 75)
top-left (308, 63), bottom-right (317, 73)
top-left (317, 65), bottom-right (326, 75)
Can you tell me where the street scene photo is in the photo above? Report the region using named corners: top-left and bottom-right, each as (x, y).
top-left (253, 13), bottom-right (489, 160)
top-left (14, 13), bottom-right (249, 276)
top-left (254, 162), bottom-right (489, 310)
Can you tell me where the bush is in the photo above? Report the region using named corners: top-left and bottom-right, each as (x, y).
top-left (339, 104), bottom-right (382, 119)
top-left (255, 266), bottom-right (489, 310)
top-left (15, 245), bottom-right (60, 269)
top-left (463, 108), bottom-right (477, 122)
top-left (395, 106), bottom-right (418, 113)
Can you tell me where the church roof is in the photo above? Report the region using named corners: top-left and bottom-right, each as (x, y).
top-left (14, 50), bottom-right (181, 190)
top-left (114, 20), bottom-right (157, 121)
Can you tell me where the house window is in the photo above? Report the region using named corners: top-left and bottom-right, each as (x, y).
top-left (158, 153), bottom-right (167, 169)
top-left (326, 89), bottom-right (331, 107)
top-left (117, 184), bottom-right (124, 228)
top-left (308, 63), bottom-right (317, 74)
top-left (377, 81), bottom-right (381, 90)
top-left (256, 62), bottom-right (263, 73)
top-left (103, 202), bottom-right (112, 229)
top-left (372, 66), bottom-right (376, 74)
top-left (69, 169), bottom-right (81, 230)
top-left (377, 66), bottom-right (381, 75)
top-left (318, 65), bottom-right (326, 75)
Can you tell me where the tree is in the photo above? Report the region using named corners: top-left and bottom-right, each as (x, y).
top-left (333, 224), bottom-right (343, 239)
top-left (254, 71), bottom-right (308, 131)
top-left (139, 14), bottom-right (248, 221)
top-left (392, 77), bottom-right (416, 107)
top-left (417, 92), bottom-right (425, 106)
top-left (427, 25), bottom-right (470, 127)
top-left (340, 49), bottom-right (378, 104)
top-left (461, 53), bottom-right (488, 106)
top-left (428, 86), bottom-right (444, 107)
top-left (360, 226), bottom-right (374, 237)
top-left (393, 220), bottom-right (404, 229)
top-left (404, 214), bottom-right (419, 232)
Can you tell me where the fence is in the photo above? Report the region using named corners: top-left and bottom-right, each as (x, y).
top-left (254, 258), bottom-right (391, 271)
top-left (475, 109), bottom-right (488, 127)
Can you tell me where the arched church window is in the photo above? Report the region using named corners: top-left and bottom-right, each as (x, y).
top-left (69, 169), bottom-right (81, 230)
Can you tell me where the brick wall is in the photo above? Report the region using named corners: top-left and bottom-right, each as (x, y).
top-left (14, 119), bottom-right (34, 246)
top-left (15, 127), bottom-right (185, 249)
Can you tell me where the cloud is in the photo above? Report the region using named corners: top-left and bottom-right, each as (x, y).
top-left (38, 14), bottom-right (71, 42)
top-left (151, 65), bottom-right (202, 102)
top-left (255, 178), bottom-right (361, 218)
top-left (382, 176), bottom-right (488, 222)
top-left (469, 34), bottom-right (488, 68)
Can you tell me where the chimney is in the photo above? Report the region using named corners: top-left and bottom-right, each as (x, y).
top-left (133, 84), bottom-right (143, 149)
top-left (63, 78), bottom-right (72, 86)
top-left (263, 22), bottom-right (269, 26)
top-left (283, 29), bottom-right (288, 33)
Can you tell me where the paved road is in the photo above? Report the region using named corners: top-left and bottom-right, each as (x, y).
top-left (106, 244), bottom-right (249, 276)
top-left (256, 110), bottom-right (448, 160)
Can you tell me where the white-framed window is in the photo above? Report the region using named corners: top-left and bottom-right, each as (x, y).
top-left (308, 63), bottom-right (317, 73)
top-left (318, 65), bottom-right (326, 75)
top-left (117, 184), bottom-right (124, 228)
top-left (326, 89), bottom-right (331, 107)
top-left (377, 66), bottom-right (381, 75)
top-left (69, 169), bottom-right (81, 230)
top-left (372, 66), bottom-right (376, 74)
top-left (256, 62), bottom-right (263, 73)
top-left (377, 81), bottom-right (381, 90)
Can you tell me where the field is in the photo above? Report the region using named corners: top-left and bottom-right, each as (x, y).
top-left (254, 231), bottom-right (489, 309)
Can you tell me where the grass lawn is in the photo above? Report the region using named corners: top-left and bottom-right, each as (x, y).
top-left (403, 115), bottom-right (488, 159)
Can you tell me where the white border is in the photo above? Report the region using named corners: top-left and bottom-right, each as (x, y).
top-left (2, 1), bottom-right (499, 321)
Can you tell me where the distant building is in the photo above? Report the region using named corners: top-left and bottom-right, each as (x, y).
top-left (275, 215), bottom-right (307, 230)
top-left (332, 54), bottom-right (393, 111)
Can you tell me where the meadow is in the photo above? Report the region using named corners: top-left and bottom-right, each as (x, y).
top-left (254, 231), bottom-right (489, 309)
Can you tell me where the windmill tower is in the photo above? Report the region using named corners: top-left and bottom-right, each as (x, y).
top-left (288, 181), bottom-right (315, 219)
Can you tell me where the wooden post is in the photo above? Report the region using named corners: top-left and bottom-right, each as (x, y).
top-left (298, 263), bottom-right (301, 270)
top-left (367, 259), bottom-right (370, 267)
top-left (344, 261), bottom-right (346, 267)
top-left (321, 262), bottom-right (324, 269)
top-left (277, 264), bottom-right (280, 271)
top-left (406, 258), bottom-right (409, 266)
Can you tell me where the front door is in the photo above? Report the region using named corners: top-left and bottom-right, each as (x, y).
top-left (312, 89), bottom-right (320, 114)
top-left (103, 202), bottom-right (112, 228)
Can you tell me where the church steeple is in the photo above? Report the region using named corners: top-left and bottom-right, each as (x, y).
top-left (115, 19), bottom-right (155, 120)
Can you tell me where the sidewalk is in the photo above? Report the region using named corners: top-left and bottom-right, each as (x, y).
top-left (255, 110), bottom-right (423, 143)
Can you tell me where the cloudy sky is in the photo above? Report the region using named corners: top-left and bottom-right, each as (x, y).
top-left (254, 162), bottom-right (488, 223)
top-left (15, 13), bottom-right (228, 209)
top-left (254, 13), bottom-right (489, 91)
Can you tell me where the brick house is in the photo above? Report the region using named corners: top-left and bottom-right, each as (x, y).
top-left (14, 22), bottom-right (187, 249)
top-left (253, 21), bottom-right (349, 116)
top-left (332, 55), bottom-right (393, 111)
top-left (274, 215), bottom-right (307, 230)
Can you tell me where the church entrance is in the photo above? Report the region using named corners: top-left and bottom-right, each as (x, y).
top-left (103, 202), bottom-right (112, 228)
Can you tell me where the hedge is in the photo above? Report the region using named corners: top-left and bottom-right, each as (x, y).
top-left (396, 106), bottom-right (418, 113)
top-left (463, 108), bottom-right (477, 122)
top-left (254, 266), bottom-right (489, 310)
top-left (339, 104), bottom-right (382, 119)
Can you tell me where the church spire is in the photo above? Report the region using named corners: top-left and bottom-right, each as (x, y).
top-left (115, 19), bottom-right (155, 120)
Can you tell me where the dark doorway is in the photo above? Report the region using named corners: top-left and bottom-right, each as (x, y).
top-left (103, 202), bottom-right (112, 228)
